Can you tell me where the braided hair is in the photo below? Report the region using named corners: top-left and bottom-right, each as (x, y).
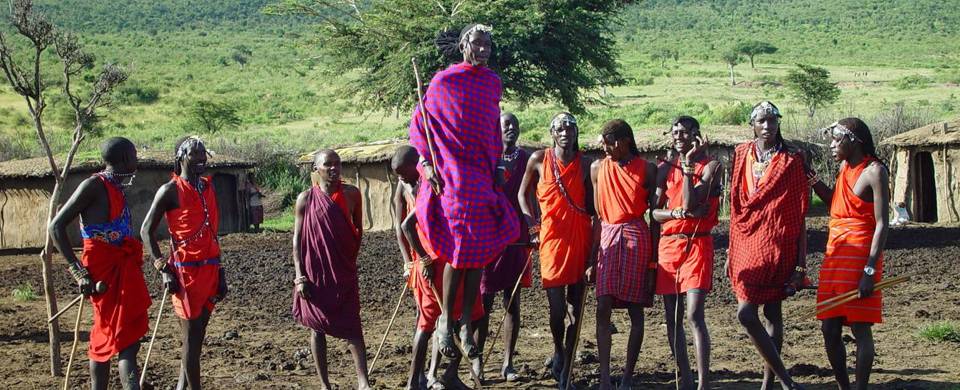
top-left (837, 117), bottom-right (887, 170)
top-left (435, 23), bottom-right (492, 64)
top-left (600, 119), bottom-right (640, 156)
top-left (174, 136), bottom-right (205, 175)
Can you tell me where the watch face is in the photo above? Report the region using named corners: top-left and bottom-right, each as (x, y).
top-left (864, 266), bottom-right (875, 276)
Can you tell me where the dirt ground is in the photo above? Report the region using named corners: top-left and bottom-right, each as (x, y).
top-left (1, 217), bottom-right (959, 389)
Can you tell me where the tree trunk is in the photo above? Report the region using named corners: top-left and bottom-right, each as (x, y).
top-left (750, 55), bottom-right (755, 69)
top-left (41, 187), bottom-right (63, 376)
top-left (729, 64), bottom-right (736, 86)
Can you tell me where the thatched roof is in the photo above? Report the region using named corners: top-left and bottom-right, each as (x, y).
top-left (0, 150), bottom-right (255, 180)
top-left (300, 125), bottom-right (818, 165)
top-left (880, 119), bottom-right (960, 147)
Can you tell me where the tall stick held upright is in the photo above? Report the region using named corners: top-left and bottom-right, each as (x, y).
top-left (411, 57), bottom-right (442, 195)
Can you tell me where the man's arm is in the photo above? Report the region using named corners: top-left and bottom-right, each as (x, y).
top-left (518, 150), bottom-right (544, 242)
top-left (586, 159), bottom-right (602, 282)
top-left (292, 190), bottom-right (310, 298)
top-left (140, 182), bottom-right (178, 264)
top-left (49, 178), bottom-right (98, 293)
top-left (347, 185), bottom-right (364, 241)
top-left (393, 185), bottom-right (413, 264)
top-left (651, 160), bottom-right (673, 223)
top-left (861, 163), bottom-right (891, 298)
top-left (684, 160), bottom-right (723, 218)
top-left (645, 161), bottom-right (660, 263)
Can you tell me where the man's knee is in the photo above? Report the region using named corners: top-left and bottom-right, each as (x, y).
top-left (762, 303), bottom-right (783, 323)
top-left (820, 318), bottom-right (842, 338)
top-left (686, 307), bottom-right (705, 327)
top-left (736, 306), bottom-right (761, 328)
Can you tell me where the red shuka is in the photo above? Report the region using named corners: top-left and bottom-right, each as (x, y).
top-left (166, 175), bottom-right (221, 320)
top-left (80, 174), bottom-right (151, 362)
top-left (728, 143), bottom-right (809, 304)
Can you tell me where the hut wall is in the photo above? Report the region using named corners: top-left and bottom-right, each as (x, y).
top-left (889, 146), bottom-right (960, 224)
top-left (0, 168), bottom-right (251, 250)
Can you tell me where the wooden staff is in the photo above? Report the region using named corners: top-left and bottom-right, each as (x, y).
top-left (140, 288), bottom-right (169, 387)
top-left (427, 282), bottom-right (484, 390)
top-left (411, 57), bottom-right (442, 195)
top-left (481, 251), bottom-right (532, 373)
top-left (63, 298), bottom-right (85, 390)
top-left (368, 282), bottom-right (409, 375)
top-left (564, 283), bottom-right (589, 390)
top-left (802, 275), bottom-right (909, 318)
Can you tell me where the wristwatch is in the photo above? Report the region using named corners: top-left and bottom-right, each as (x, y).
top-left (863, 265), bottom-right (876, 276)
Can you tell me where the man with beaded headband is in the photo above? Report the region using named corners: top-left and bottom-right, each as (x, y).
top-left (651, 116), bottom-right (722, 389)
top-left (142, 136), bottom-right (227, 390)
top-left (518, 112), bottom-right (596, 388)
top-left (409, 22), bottom-right (520, 361)
top-left (810, 118), bottom-right (890, 390)
top-left (727, 101), bottom-right (808, 389)
top-left (50, 137), bottom-right (151, 390)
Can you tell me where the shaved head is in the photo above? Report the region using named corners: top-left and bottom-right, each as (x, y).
top-left (391, 145), bottom-right (419, 171)
top-left (313, 149), bottom-right (339, 169)
top-left (101, 137), bottom-right (135, 165)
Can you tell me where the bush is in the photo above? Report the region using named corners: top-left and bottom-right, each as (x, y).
top-left (119, 85), bottom-right (160, 104)
top-left (892, 74), bottom-right (933, 90)
top-left (709, 101), bottom-right (751, 125)
top-left (12, 283), bottom-right (37, 302)
top-left (919, 321), bottom-right (960, 343)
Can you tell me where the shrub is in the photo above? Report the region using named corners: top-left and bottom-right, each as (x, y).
top-left (709, 101), bottom-right (751, 125)
top-left (12, 283), bottom-right (38, 302)
top-left (919, 321), bottom-right (960, 343)
top-left (892, 74), bottom-right (933, 90)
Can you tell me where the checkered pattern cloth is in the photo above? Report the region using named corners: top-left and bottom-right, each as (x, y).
top-left (408, 62), bottom-right (520, 269)
top-left (728, 143), bottom-right (810, 304)
top-left (597, 220), bottom-right (655, 307)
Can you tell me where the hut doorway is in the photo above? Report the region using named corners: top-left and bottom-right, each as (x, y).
top-left (913, 151), bottom-right (937, 222)
top-left (213, 173), bottom-right (239, 234)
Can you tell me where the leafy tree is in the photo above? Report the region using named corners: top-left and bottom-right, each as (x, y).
top-left (231, 44), bottom-right (252, 69)
top-left (0, 0), bottom-right (128, 375)
top-left (721, 50), bottom-right (740, 86)
top-left (650, 47), bottom-right (677, 68)
top-left (190, 100), bottom-right (241, 133)
top-left (735, 40), bottom-right (778, 68)
top-left (784, 63), bottom-right (841, 118)
top-left (265, 0), bottom-right (629, 114)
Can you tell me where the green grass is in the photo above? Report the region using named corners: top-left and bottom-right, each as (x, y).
top-left (11, 283), bottom-right (38, 302)
top-left (261, 209), bottom-right (295, 232)
top-left (918, 321), bottom-right (960, 343)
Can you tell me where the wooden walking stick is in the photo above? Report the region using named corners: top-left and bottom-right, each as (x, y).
top-left (411, 57), bottom-right (442, 195)
top-left (427, 282), bottom-right (484, 390)
top-left (805, 275), bottom-right (910, 318)
top-left (564, 283), bottom-right (589, 390)
top-left (481, 251), bottom-right (532, 373)
top-left (368, 282), bottom-right (409, 375)
top-left (140, 289), bottom-right (169, 387)
top-left (63, 298), bottom-right (85, 390)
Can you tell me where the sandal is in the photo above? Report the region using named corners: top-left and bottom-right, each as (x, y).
top-left (437, 325), bottom-right (459, 358)
top-left (459, 325), bottom-right (480, 359)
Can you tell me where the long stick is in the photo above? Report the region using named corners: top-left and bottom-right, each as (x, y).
top-left (48, 294), bottom-right (83, 324)
top-left (368, 282), bottom-right (408, 375)
top-left (564, 283), bottom-right (589, 390)
top-left (481, 251), bottom-right (532, 372)
top-left (427, 282), bottom-right (484, 390)
top-left (140, 289), bottom-right (169, 387)
top-left (411, 57), bottom-right (441, 195)
top-left (63, 298), bottom-right (84, 390)
top-left (808, 276), bottom-right (909, 318)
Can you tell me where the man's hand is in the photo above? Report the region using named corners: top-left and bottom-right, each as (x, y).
top-left (785, 269), bottom-right (805, 297)
top-left (161, 270), bottom-right (180, 294)
top-left (584, 265), bottom-right (596, 285)
top-left (422, 164), bottom-right (444, 195)
top-left (525, 216), bottom-right (541, 245)
top-left (685, 134), bottom-right (709, 162)
top-left (420, 257), bottom-right (436, 281)
top-left (296, 280), bottom-right (311, 300)
top-left (68, 263), bottom-right (93, 296)
top-left (215, 268), bottom-right (228, 302)
top-left (402, 261), bottom-right (413, 280)
top-left (153, 257), bottom-right (168, 273)
top-left (858, 274), bottom-right (875, 298)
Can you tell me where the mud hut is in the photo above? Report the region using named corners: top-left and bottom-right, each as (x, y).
top-left (300, 128), bottom-right (817, 232)
top-left (0, 151), bottom-right (256, 250)
top-left (881, 119), bottom-right (960, 223)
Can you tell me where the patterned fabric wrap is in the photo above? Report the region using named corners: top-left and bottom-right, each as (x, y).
top-left (817, 158), bottom-right (883, 324)
top-left (166, 175), bottom-right (221, 320)
top-left (408, 61), bottom-right (520, 269)
top-left (292, 186), bottom-right (363, 339)
top-left (481, 148), bottom-right (532, 294)
top-left (81, 174), bottom-right (150, 362)
top-left (536, 150), bottom-right (592, 288)
top-left (728, 143), bottom-right (809, 304)
top-left (597, 220), bottom-right (655, 307)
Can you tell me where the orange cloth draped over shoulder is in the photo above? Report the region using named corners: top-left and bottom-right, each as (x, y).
top-left (166, 175), bottom-right (221, 320)
top-left (536, 150), bottom-right (593, 288)
top-left (411, 226), bottom-right (484, 332)
top-left (656, 157), bottom-right (719, 294)
top-left (817, 158), bottom-right (883, 324)
top-left (80, 174), bottom-right (151, 362)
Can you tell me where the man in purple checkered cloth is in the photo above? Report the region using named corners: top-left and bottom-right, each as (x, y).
top-left (409, 23), bottom-right (520, 361)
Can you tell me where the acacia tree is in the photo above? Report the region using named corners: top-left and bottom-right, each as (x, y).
top-left (735, 40), bottom-right (778, 69)
top-left (265, 0), bottom-right (628, 114)
top-left (721, 50), bottom-right (740, 86)
top-left (0, 0), bottom-right (128, 375)
top-left (231, 44), bottom-right (252, 70)
top-left (785, 63), bottom-right (840, 118)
